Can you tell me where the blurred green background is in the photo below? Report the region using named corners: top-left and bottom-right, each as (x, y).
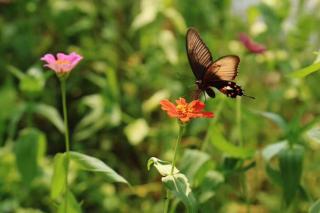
top-left (1, 0), bottom-right (320, 212)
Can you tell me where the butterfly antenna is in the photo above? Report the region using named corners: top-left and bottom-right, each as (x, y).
top-left (243, 94), bottom-right (255, 99)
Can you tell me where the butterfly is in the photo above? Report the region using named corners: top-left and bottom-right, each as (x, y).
top-left (186, 27), bottom-right (254, 99)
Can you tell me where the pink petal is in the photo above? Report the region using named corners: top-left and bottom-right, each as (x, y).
top-left (40, 54), bottom-right (56, 64)
top-left (239, 33), bottom-right (250, 45)
top-left (57, 53), bottom-right (69, 61)
top-left (239, 33), bottom-right (266, 54)
top-left (44, 63), bottom-right (60, 73)
top-left (247, 42), bottom-right (266, 54)
top-left (69, 53), bottom-right (83, 66)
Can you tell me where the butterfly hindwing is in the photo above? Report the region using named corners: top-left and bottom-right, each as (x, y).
top-left (210, 80), bottom-right (244, 98)
top-left (186, 28), bottom-right (213, 80)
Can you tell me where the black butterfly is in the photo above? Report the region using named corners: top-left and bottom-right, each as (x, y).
top-left (186, 27), bottom-right (254, 99)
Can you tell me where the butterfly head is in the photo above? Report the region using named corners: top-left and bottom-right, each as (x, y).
top-left (195, 80), bottom-right (202, 85)
top-left (195, 80), bottom-right (206, 90)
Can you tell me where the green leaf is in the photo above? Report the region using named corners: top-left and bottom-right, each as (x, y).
top-left (74, 94), bottom-right (121, 142)
top-left (222, 157), bottom-right (241, 172)
top-left (279, 145), bottom-right (304, 206)
top-left (159, 30), bottom-right (178, 64)
top-left (289, 62), bottom-right (320, 78)
top-left (313, 51), bottom-right (320, 63)
top-left (209, 125), bottom-right (254, 159)
top-left (179, 149), bottom-right (213, 185)
top-left (254, 111), bottom-right (287, 131)
top-left (162, 173), bottom-right (197, 213)
top-left (142, 89), bottom-right (169, 113)
top-left (9, 66), bottom-right (45, 94)
top-left (0, 85), bottom-right (17, 120)
top-left (20, 68), bottom-right (45, 94)
top-left (306, 126), bottom-right (320, 144)
top-left (70, 151), bottom-right (129, 185)
top-left (14, 128), bottom-right (46, 186)
top-left (147, 157), bottom-right (179, 176)
top-left (57, 190), bottom-right (82, 213)
top-left (265, 163), bottom-right (282, 185)
top-left (309, 199), bottom-right (320, 213)
top-left (162, 8), bottom-right (186, 34)
top-left (124, 119), bottom-right (149, 145)
top-left (198, 171), bottom-right (224, 203)
top-left (51, 153), bottom-right (67, 199)
top-left (8, 103), bottom-right (26, 141)
top-left (34, 103), bottom-right (64, 133)
top-left (262, 140), bottom-right (288, 162)
top-left (8, 65), bottom-right (26, 80)
top-left (131, 0), bottom-right (161, 31)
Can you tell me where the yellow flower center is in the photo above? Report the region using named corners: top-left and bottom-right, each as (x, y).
top-left (56, 59), bottom-right (71, 65)
top-left (176, 104), bottom-right (189, 114)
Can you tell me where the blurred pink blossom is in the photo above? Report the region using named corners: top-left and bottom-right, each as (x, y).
top-left (41, 52), bottom-right (83, 74)
top-left (239, 33), bottom-right (266, 54)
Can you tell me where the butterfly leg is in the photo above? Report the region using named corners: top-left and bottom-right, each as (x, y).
top-left (192, 89), bottom-right (202, 100)
top-left (205, 88), bottom-right (215, 98)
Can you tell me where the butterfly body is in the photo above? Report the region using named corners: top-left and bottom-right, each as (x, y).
top-left (186, 28), bottom-right (253, 99)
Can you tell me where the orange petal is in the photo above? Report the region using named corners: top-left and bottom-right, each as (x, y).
top-left (179, 116), bottom-right (190, 123)
top-left (160, 99), bottom-right (176, 111)
top-left (200, 112), bottom-right (214, 118)
top-left (176, 97), bottom-right (187, 106)
top-left (191, 100), bottom-right (205, 112)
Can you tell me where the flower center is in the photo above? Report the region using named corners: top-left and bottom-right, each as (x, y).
top-left (56, 59), bottom-right (71, 66)
top-left (176, 104), bottom-right (189, 114)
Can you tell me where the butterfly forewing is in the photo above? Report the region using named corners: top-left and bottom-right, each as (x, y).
top-left (186, 28), bottom-right (213, 80)
top-left (206, 55), bottom-right (240, 82)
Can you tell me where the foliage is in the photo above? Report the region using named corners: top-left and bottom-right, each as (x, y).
top-left (1, 0), bottom-right (320, 212)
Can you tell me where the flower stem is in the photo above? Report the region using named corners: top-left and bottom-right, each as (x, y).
top-left (60, 80), bottom-right (70, 213)
top-left (163, 190), bottom-right (170, 213)
top-left (164, 123), bottom-right (185, 213)
top-left (236, 98), bottom-right (243, 146)
top-left (171, 123), bottom-right (184, 175)
top-left (236, 98), bottom-right (250, 212)
top-left (201, 98), bottom-right (225, 151)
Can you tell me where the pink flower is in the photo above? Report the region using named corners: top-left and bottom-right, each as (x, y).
top-left (160, 98), bottom-right (214, 123)
top-left (239, 33), bottom-right (266, 54)
top-left (41, 52), bottom-right (83, 75)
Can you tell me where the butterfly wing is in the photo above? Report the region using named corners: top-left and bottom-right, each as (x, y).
top-left (212, 80), bottom-right (244, 98)
top-left (203, 55), bottom-right (245, 98)
top-left (186, 28), bottom-right (213, 80)
top-left (204, 55), bottom-right (240, 82)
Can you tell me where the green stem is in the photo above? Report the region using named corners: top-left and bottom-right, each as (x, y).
top-left (164, 123), bottom-right (185, 213)
top-left (236, 98), bottom-right (242, 146)
top-left (60, 80), bottom-right (70, 213)
top-left (201, 98), bottom-right (225, 151)
top-left (236, 98), bottom-right (250, 213)
top-left (27, 100), bottom-right (34, 127)
top-left (171, 123), bottom-right (184, 175)
top-left (163, 190), bottom-right (170, 213)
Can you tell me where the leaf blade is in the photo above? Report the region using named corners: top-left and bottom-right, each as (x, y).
top-left (51, 153), bottom-right (67, 199)
top-left (70, 151), bottom-right (129, 185)
top-left (289, 62), bottom-right (320, 78)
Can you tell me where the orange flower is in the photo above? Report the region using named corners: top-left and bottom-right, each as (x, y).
top-left (160, 98), bottom-right (214, 123)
